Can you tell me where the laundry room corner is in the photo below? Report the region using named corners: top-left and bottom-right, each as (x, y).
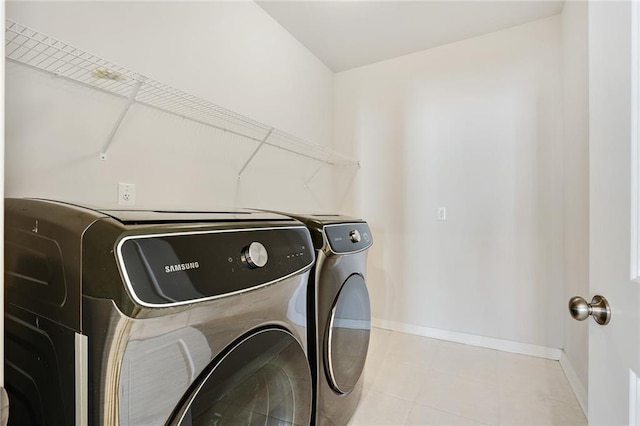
top-left (559, 0), bottom-right (590, 414)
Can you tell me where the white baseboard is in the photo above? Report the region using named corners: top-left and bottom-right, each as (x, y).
top-left (559, 352), bottom-right (588, 417)
top-left (371, 318), bottom-right (563, 360)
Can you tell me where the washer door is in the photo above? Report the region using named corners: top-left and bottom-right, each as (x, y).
top-left (169, 328), bottom-right (312, 426)
top-left (325, 274), bottom-right (371, 394)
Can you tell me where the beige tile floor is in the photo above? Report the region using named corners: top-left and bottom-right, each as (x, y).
top-left (348, 328), bottom-right (587, 426)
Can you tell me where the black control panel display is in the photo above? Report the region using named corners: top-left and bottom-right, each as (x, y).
top-left (117, 227), bottom-right (314, 306)
top-left (324, 223), bottom-right (373, 254)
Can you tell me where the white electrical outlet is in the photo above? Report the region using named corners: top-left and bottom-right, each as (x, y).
top-left (118, 183), bottom-right (136, 206)
top-left (437, 207), bottom-right (447, 221)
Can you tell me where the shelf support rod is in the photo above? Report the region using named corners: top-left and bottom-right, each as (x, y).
top-left (303, 163), bottom-right (325, 209)
top-left (337, 163), bottom-right (360, 212)
top-left (305, 163), bottom-right (324, 186)
top-left (238, 128), bottom-right (274, 178)
top-left (100, 79), bottom-right (144, 160)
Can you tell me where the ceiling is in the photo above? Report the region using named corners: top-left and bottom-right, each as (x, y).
top-left (256, 1), bottom-right (565, 72)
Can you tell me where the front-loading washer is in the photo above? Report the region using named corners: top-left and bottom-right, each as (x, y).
top-left (4, 198), bottom-right (315, 425)
top-left (282, 214), bottom-right (373, 426)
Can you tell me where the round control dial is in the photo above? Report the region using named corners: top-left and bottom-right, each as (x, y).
top-left (349, 229), bottom-right (361, 243)
top-left (241, 242), bottom-right (268, 268)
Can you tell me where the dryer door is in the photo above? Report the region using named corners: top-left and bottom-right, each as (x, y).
top-left (325, 274), bottom-right (371, 394)
top-left (168, 328), bottom-right (312, 426)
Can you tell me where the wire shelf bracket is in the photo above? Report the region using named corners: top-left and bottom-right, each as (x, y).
top-left (5, 19), bottom-right (361, 169)
top-left (305, 163), bottom-right (325, 187)
top-left (100, 78), bottom-right (144, 160)
top-left (238, 128), bottom-right (274, 178)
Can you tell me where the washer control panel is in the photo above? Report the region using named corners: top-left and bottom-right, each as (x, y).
top-left (324, 223), bottom-right (373, 254)
top-left (117, 226), bottom-right (314, 306)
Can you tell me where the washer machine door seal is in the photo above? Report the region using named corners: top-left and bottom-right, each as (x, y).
top-left (324, 274), bottom-right (372, 395)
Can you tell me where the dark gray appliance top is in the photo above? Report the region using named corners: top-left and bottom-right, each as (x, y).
top-left (98, 209), bottom-right (292, 224)
top-left (270, 212), bottom-right (364, 230)
top-left (28, 199), bottom-right (294, 223)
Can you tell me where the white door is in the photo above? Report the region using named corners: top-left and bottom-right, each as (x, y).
top-left (586, 1), bottom-right (640, 424)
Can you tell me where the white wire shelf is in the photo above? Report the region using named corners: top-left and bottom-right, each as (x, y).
top-left (5, 19), bottom-right (359, 171)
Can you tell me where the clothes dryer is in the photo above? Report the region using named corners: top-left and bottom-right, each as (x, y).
top-left (284, 214), bottom-right (373, 426)
top-left (4, 198), bottom-right (315, 425)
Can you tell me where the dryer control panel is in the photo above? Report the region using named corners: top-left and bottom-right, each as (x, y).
top-left (117, 226), bottom-right (314, 307)
top-left (324, 223), bottom-right (373, 254)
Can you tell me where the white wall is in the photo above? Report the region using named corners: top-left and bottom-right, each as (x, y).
top-left (560, 0), bottom-right (589, 411)
top-left (334, 16), bottom-right (565, 349)
top-left (5, 1), bottom-right (336, 211)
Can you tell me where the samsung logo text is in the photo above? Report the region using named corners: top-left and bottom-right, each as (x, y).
top-left (165, 262), bottom-right (200, 273)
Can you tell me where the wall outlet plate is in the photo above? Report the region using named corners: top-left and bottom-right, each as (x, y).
top-left (118, 183), bottom-right (136, 206)
top-left (437, 207), bottom-right (447, 221)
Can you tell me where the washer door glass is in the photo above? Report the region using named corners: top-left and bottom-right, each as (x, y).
top-left (169, 328), bottom-right (312, 426)
top-left (325, 274), bottom-right (371, 394)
